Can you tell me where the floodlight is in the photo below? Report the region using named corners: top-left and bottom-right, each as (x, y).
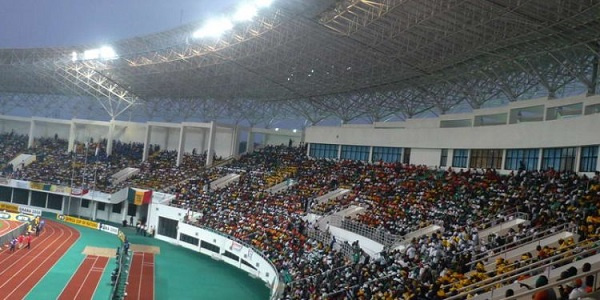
top-left (71, 51), bottom-right (78, 62)
top-left (275, 128), bottom-right (279, 131)
top-left (292, 129), bottom-right (297, 133)
top-left (193, 18), bottom-right (234, 39)
top-left (83, 49), bottom-right (100, 60)
top-left (255, 0), bottom-right (273, 8)
top-left (233, 3), bottom-right (258, 22)
top-left (99, 46), bottom-right (117, 59)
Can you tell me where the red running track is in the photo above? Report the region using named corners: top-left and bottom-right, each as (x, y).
top-left (0, 219), bottom-right (79, 299)
top-left (126, 252), bottom-right (155, 300)
top-left (58, 255), bottom-right (109, 300)
top-left (0, 220), bottom-right (21, 236)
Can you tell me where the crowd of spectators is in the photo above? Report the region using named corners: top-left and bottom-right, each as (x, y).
top-left (166, 145), bottom-right (600, 299)
top-left (2, 135), bottom-right (600, 299)
top-left (0, 132), bottom-right (28, 175)
top-left (114, 150), bottom-right (208, 191)
top-left (7, 136), bottom-right (207, 193)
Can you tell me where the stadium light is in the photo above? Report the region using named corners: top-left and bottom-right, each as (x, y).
top-left (83, 49), bottom-right (100, 60)
top-left (78, 46), bottom-right (117, 61)
top-left (233, 3), bottom-right (258, 22)
top-left (192, 0), bottom-right (276, 39)
top-left (99, 46), bottom-right (117, 59)
top-left (193, 18), bottom-right (234, 39)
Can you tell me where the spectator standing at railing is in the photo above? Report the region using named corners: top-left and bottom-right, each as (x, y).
top-left (520, 275), bottom-right (557, 300)
top-left (569, 278), bottom-right (587, 299)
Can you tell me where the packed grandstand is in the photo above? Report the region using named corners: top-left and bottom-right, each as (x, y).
top-left (1, 135), bottom-right (599, 299)
top-left (2, 0), bottom-right (600, 299)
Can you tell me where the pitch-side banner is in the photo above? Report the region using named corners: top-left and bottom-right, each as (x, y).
top-left (18, 205), bottom-right (43, 216)
top-left (57, 214), bottom-right (100, 230)
top-left (99, 223), bottom-right (119, 235)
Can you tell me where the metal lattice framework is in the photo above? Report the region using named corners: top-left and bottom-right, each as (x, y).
top-left (1, 0), bottom-right (600, 125)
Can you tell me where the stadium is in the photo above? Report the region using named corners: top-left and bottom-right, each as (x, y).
top-left (1, 0), bottom-right (600, 299)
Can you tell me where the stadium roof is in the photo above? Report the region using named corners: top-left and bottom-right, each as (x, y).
top-left (1, 0), bottom-right (600, 124)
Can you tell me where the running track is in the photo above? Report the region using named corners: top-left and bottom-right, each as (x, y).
top-left (0, 219), bottom-right (21, 236)
top-left (126, 252), bottom-right (155, 300)
top-left (0, 220), bottom-right (79, 299)
top-left (58, 255), bottom-right (109, 300)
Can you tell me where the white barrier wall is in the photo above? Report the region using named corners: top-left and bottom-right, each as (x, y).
top-left (113, 122), bottom-right (147, 144)
top-left (410, 148), bottom-right (442, 166)
top-left (215, 127), bottom-right (234, 158)
top-left (183, 127), bottom-right (206, 154)
top-left (148, 204), bottom-right (279, 297)
top-left (306, 114), bottom-right (600, 150)
top-left (33, 121), bottom-right (70, 141)
top-left (149, 126), bottom-right (181, 151)
top-left (0, 117), bottom-right (30, 135)
top-left (73, 122), bottom-right (110, 144)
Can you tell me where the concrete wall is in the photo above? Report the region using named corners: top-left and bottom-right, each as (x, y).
top-left (214, 127), bottom-right (233, 158)
top-left (113, 122), bottom-right (147, 144)
top-left (410, 148), bottom-right (442, 166)
top-left (306, 114), bottom-right (600, 150)
top-left (149, 204), bottom-right (279, 296)
top-left (73, 122), bottom-right (109, 144)
top-left (33, 121), bottom-right (70, 140)
top-left (0, 118), bottom-right (30, 135)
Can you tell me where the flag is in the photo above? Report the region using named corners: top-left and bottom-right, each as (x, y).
top-left (71, 187), bottom-right (89, 196)
top-left (128, 188), bottom-right (152, 205)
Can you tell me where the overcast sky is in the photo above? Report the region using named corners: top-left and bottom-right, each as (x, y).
top-left (0, 0), bottom-right (239, 48)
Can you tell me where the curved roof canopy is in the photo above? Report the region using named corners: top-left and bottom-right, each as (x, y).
top-left (1, 0), bottom-right (600, 123)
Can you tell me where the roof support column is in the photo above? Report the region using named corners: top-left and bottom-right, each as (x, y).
top-left (230, 126), bottom-right (240, 158)
top-left (246, 129), bottom-right (254, 153)
top-left (28, 120), bottom-right (35, 148)
top-left (68, 121), bottom-right (76, 153)
top-left (205, 121), bottom-right (216, 167)
top-left (106, 120), bottom-right (115, 156)
top-left (176, 126), bottom-right (186, 167)
top-left (142, 125), bottom-right (152, 162)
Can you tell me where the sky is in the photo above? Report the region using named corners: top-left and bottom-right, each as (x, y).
top-left (0, 0), bottom-right (239, 48)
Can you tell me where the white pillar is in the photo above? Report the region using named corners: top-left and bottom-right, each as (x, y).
top-left (230, 126), bottom-right (240, 158)
top-left (121, 200), bottom-right (128, 223)
top-left (164, 127), bottom-right (170, 151)
top-left (106, 120), bottom-right (115, 156)
top-left (91, 201), bottom-right (97, 221)
top-left (142, 125), bottom-right (151, 162)
top-left (246, 129), bottom-right (255, 153)
top-left (500, 149), bottom-right (507, 171)
top-left (28, 120), bottom-right (35, 148)
top-left (68, 122), bottom-right (76, 153)
top-left (368, 146), bottom-right (373, 163)
top-left (206, 121), bottom-right (217, 166)
top-left (337, 145), bottom-right (342, 160)
top-left (537, 148), bottom-right (544, 171)
top-left (574, 147), bottom-right (582, 172)
top-left (176, 126), bottom-right (186, 167)
top-left (596, 146), bottom-right (600, 172)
